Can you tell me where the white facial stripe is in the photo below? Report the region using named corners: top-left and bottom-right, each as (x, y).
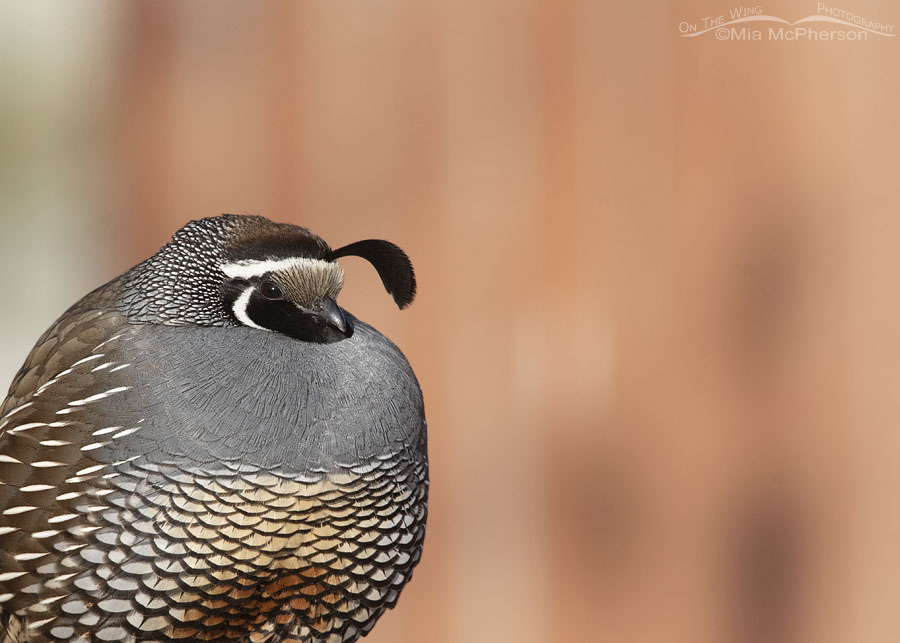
top-left (232, 286), bottom-right (268, 331)
top-left (221, 257), bottom-right (333, 280)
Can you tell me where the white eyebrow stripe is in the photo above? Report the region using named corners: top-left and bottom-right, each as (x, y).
top-left (220, 257), bottom-right (333, 280)
top-left (232, 286), bottom-right (268, 331)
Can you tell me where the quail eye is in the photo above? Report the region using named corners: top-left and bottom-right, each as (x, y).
top-left (260, 281), bottom-right (284, 300)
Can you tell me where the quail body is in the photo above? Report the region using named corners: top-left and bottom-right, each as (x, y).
top-left (0, 215), bottom-right (427, 642)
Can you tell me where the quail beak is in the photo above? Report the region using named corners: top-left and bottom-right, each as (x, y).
top-left (307, 297), bottom-right (349, 334)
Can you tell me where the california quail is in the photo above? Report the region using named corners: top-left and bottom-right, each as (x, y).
top-left (0, 215), bottom-right (428, 642)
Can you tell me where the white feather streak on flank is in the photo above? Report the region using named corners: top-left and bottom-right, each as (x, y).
top-left (40, 440), bottom-right (71, 447)
top-left (94, 332), bottom-right (127, 351)
top-left (67, 386), bottom-right (130, 407)
top-left (38, 595), bottom-right (65, 604)
top-left (3, 505), bottom-right (37, 515)
top-left (92, 426), bottom-right (123, 436)
top-left (72, 354), bottom-right (104, 367)
top-left (55, 492), bottom-right (82, 501)
top-left (0, 455), bottom-right (22, 464)
top-left (33, 530), bottom-right (61, 539)
top-left (91, 362), bottom-right (115, 372)
top-left (46, 514), bottom-right (78, 524)
top-left (232, 286), bottom-right (268, 331)
top-left (31, 461), bottom-right (65, 468)
top-left (221, 256), bottom-right (334, 280)
top-left (69, 525), bottom-right (101, 535)
top-left (48, 572), bottom-right (77, 583)
top-left (0, 572), bottom-right (27, 582)
top-left (10, 422), bottom-right (47, 434)
top-left (1, 402), bottom-right (33, 420)
top-left (35, 369), bottom-right (74, 396)
top-left (13, 552), bottom-right (48, 561)
top-left (80, 442), bottom-right (109, 452)
top-left (20, 484), bottom-right (55, 492)
top-left (75, 464), bottom-right (105, 476)
top-left (109, 363), bottom-right (131, 373)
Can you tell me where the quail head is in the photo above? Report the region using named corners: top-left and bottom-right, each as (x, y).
top-left (0, 215), bottom-right (428, 642)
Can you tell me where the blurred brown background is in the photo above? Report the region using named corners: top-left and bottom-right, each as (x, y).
top-left (1, 1), bottom-right (899, 641)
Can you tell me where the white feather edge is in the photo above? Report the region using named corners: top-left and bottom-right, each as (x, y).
top-left (231, 286), bottom-right (268, 331)
top-left (220, 257), bottom-right (334, 280)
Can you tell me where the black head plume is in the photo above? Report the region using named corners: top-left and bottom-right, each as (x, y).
top-left (328, 240), bottom-right (417, 309)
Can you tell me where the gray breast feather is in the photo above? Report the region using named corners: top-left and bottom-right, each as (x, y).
top-left (86, 316), bottom-right (426, 473)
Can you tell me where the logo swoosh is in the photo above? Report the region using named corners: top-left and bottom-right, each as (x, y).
top-left (793, 15), bottom-right (895, 36)
top-left (681, 14), bottom-right (895, 37)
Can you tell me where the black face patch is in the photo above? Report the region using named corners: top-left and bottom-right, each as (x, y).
top-left (241, 288), bottom-right (352, 344)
